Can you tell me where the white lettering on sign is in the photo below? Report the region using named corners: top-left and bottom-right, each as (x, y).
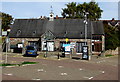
top-left (2, 31), bottom-right (7, 35)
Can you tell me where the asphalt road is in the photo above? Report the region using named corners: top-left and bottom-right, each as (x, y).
top-left (1, 53), bottom-right (118, 80)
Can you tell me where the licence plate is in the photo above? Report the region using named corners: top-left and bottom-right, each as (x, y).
top-left (28, 52), bottom-right (32, 54)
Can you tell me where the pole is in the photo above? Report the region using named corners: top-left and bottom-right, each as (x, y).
top-left (84, 13), bottom-right (87, 45)
top-left (22, 39), bottom-right (24, 55)
top-left (44, 40), bottom-right (47, 58)
top-left (5, 37), bottom-right (8, 64)
top-left (90, 21), bottom-right (93, 60)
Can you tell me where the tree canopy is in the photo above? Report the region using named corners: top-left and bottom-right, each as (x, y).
top-left (61, 2), bottom-right (103, 20)
top-left (0, 12), bottom-right (13, 31)
top-left (104, 21), bottom-right (120, 50)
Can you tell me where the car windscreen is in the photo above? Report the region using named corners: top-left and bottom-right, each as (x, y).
top-left (27, 46), bottom-right (35, 50)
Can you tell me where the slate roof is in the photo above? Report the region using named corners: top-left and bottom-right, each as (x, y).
top-left (8, 19), bottom-right (104, 39)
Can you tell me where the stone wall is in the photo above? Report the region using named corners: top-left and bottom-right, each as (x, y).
top-left (9, 38), bottom-right (105, 57)
top-left (9, 38), bottom-right (39, 47)
top-left (104, 47), bottom-right (119, 55)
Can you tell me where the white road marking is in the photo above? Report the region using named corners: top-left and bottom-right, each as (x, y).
top-left (88, 77), bottom-right (93, 79)
top-left (22, 65), bottom-right (28, 66)
top-left (4, 73), bottom-right (13, 76)
top-left (100, 71), bottom-right (105, 74)
top-left (37, 69), bottom-right (44, 72)
top-left (58, 66), bottom-right (63, 68)
top-left (32, 78), bottom-right (41, 80)
top-left (83, 76), bottom-right (93, 80)
top-left (79, 68), bottom-right (83, 71)
top-left (60, 73), bottom-right (68, 76)
top-left (6, 66), bottom-right (16, 68)
top-left (102, 71), bottom-right (105, 74)
top-left (97, 60), bottom-right (106, 63)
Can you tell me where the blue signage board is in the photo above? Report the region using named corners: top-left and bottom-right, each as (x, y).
top-left (82, 46), bottom-right (89, 60)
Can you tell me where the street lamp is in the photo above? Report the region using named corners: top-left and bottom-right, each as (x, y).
top-left (82, 11), bottom-right (90, 60)
top-left (5, 37), bottom-right (9, 64)
top-left (83, 11), bottom-right (89, 45)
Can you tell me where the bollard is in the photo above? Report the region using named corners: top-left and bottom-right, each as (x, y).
top-left (58, 53), bottom-right (59, 59)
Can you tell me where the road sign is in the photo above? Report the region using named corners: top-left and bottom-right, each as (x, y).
top-left (2, 31), bottom-right (7, 36)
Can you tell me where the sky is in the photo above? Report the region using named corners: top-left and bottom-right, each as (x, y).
top-left (0, 0), bottom-right (119, 20)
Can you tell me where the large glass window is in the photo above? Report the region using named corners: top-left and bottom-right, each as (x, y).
top-left (76, 42), bottom-right (86, 53)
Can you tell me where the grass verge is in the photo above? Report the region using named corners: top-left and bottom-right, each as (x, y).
top-left (21, 61), bottom-right (38, 65)
top-left (105, 54), bottom-right (114, 57)
top-left (0, 63), bottom-right (18, 66)
top-left (0, 61), bottom-right (38, 66)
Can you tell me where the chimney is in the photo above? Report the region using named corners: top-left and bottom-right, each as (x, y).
top-left (56, 15), bottom-right (58, 19)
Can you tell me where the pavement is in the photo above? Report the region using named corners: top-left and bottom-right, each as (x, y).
top-left (1, 52), bottom-right (119, 80)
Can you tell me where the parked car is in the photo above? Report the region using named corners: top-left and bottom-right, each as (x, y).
top-left (25, 45), bottom-right (38, 57)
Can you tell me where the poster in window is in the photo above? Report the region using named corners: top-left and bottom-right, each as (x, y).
top-left (18, 44), bottom-right (23, 48)
top-left (63, 44), bottom-right (71, 52)
top-left (82, 46), bottom-right (89, 60)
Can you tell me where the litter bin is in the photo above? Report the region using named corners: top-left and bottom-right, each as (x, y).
top-left (60, 47), bottom-right (65, 57)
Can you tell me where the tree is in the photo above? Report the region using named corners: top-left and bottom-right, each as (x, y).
top-left (104, 22), bottom-right (120, 50)
top-left (0, 12), bottom-right (13, 31)
top-left (62, 2), bottom-right (77, 18)
top-left (61, 2), bottom-right (103, 20)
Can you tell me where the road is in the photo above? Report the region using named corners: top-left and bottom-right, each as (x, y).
top-left (1, 53), bottom-right (118, 80)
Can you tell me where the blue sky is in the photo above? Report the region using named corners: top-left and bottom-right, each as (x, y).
top-left (1, 1), bottom-right (119, 20)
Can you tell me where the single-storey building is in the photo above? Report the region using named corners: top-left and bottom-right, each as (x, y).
top-left (8, 16), bottom-right (105, 56)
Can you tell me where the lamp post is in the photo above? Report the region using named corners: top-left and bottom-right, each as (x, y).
top-left (5, 37), bottom-right (9, 64)
top-left (82, 11), bottom-right (90, 60)
top-left (83, 11), bottom-right (89, 45)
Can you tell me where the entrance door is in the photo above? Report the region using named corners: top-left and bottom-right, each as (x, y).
top-left (47, 42), bottom-right (54, 51)
top-left (94, 42), bottom-right (102, 52)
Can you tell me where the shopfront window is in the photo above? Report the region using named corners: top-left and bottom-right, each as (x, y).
top-left (76, 42), bottom-right (86, 53)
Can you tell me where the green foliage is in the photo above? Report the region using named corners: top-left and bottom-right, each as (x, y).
top-left (61, 2), bottom-right (103, 20)
top-left (104, 23), bottom-right (120, 50)
top-left (0, 37), bottom-right (2, 44)
top-left (0, 12), bottom-right (13, 31)
top-left (0, 61), bottom-right (38, 66)
top-left (105, 54), bottom-right (114, 57)
top-left (0, 63), bottom-right (17, 66)
top-left (21, 61), bottom-right (38, 64)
